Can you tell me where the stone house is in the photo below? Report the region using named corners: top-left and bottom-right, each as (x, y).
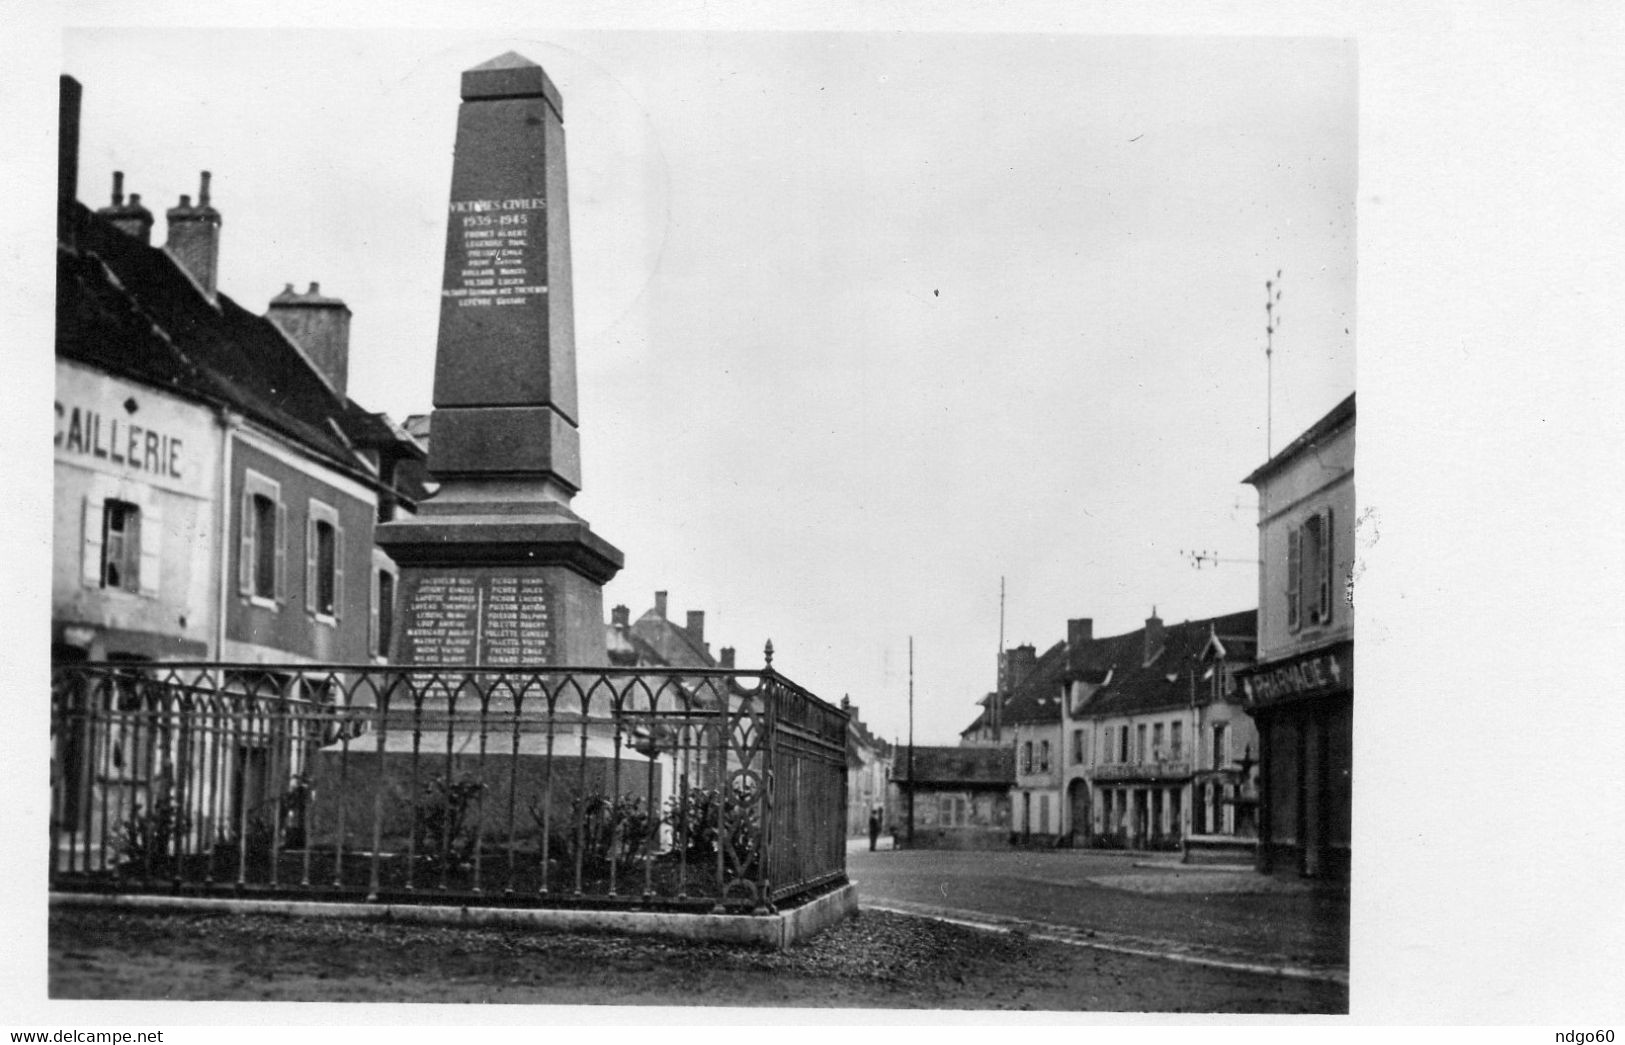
top-left (1237, 393), bottom-right (1355, 878)
top-left (52, 76), bottom-right (424, 855)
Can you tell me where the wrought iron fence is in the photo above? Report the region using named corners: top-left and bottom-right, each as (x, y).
top-left (49, 657), bottom-right (849, 914)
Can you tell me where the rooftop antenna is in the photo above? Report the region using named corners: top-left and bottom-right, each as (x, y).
top-left (1265, 270), bottom-right (1284, 457)
top-left (1180, 548), bottom-right (1262, 570)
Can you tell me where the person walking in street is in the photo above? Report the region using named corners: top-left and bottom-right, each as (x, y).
top-left (868, 808), bottom-right (882, 851)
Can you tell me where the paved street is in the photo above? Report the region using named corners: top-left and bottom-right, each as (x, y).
top-left (848, 847), bottom-right (1349, 983)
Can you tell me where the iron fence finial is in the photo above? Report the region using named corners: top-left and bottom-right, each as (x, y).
top-left (763, 639), bottom-right (774, 669)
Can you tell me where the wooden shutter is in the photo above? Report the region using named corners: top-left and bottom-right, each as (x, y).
top-left (238, 489), bottom-right (255, 595)
top-left (305, 513), bottom-right (318, 616)
top-left (1286, 525), bottom-right (1302, 631)
top-left (333, 522), bottom-right (345, 622)
top-left (1318, 508), bottom-right (1334, 624)
top-left (82, 497), bottom-right (106, 587)
top-left (137, 501), bottom-right (161, 596)
top-left (274, 499), bottom-right (288, 603)
top-left (369, 563), bottom-right (380, 656)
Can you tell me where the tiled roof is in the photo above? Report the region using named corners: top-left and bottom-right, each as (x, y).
top-left (57, 201), bottom-right (415, 485)
top-left (1076, 609), bottom-right (1257, 718)
top-left (630, 610), bottom-right (715, 669)
top-left (891, 746), bottom-right (1014, 787)
top-left (1242, 392), bottom-right (1355, 486)
top-left (995, 640), bottom-right (1070, 725)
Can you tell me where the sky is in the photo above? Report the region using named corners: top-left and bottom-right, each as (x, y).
top-left (52, 28), bottom-right (1356, 746)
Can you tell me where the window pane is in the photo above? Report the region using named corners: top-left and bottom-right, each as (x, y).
top-left (315, 520), bottom-right (336, 616)
top-left (253, 495), bottom-right (277, 597)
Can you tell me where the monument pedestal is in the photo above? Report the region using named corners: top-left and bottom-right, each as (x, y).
top-left (378, 499), bottom-right (622, 669)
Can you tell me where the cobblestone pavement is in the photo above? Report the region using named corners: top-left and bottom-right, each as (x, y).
top-left (849, 848), bottom-right (1349, 978)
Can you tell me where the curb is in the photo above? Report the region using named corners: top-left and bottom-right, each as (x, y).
top-left (51, 883), bottom-right (859, 951)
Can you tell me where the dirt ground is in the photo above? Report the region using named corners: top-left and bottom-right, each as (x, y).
top-left (48, 904), bottom-right (1346, 1012)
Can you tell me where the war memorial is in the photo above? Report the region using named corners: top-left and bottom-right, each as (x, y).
top-left (49, 53), bottom-right (854, 947)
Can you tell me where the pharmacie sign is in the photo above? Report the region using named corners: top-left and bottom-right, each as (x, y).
top-left (1239, 643), bottom-right (1353, 706)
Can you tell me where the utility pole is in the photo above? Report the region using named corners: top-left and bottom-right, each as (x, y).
top-left (907, 635), bottom-right (915, 848)
top-left (1265, 270), bottom-right (1283, 458)
top-left (994, 576), bottom-right (1005, 743)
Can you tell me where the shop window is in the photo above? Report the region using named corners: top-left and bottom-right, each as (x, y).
top-left (239, 471), bottom-right (286, 604)
top-left (305, 498), bottom-right (343, 621)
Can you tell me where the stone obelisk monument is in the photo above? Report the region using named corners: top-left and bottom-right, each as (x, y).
top-left (378, 52), bottom-right (623, 668)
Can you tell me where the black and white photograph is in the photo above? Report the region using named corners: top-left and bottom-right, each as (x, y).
top-left (5, 0), bottom-right (1623, 1035)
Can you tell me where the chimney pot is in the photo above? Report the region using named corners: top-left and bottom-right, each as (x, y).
top-left (112, 171), bottom-right (124, 205)
top-left (179, 194), bottom-right (191, 208)
top-left (309, 281), bottom-right (320, 295)
top-left (198, 170), bottom-right (211, 207)
top-left (654, 591), bottom-right (668, 619)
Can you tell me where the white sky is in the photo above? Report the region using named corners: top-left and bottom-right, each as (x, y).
top-left (6, 0), bottom-right (1625, 1025)
top-left (60, 29), bottom-right (1354, 746)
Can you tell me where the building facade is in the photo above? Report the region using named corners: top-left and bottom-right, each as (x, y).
top-left (840, 697), bottom-right (892, 839)
top-left (889, 746), bottom-right (1013, 848)
top-left (1238, 393), bottom-right (1355, 878)
top-left (53, 76), bottom-right (424, 854)
top-left (1061, 610), bottom-right (1259, 853)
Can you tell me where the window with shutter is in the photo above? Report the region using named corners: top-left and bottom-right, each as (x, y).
top-left (96, 499), bottom-right (142, 592)
top-left (306, 499), bottom-right (340, 621)
top-left (242, 471), bottom-right (283, 606)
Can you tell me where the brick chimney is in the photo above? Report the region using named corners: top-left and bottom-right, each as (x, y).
top-left (59, 76), bottom-right (81, 220)
top-left (165, 171), bottom-right (222, 298)
top-left (686, 610), bottom-right (705, 644)
top-left (1067, 618), bottom-right (1093, 649)
top-left (611, 604), bottom-right (630, 628)
top-left (267, 281), bottom-right (353, 398)
top-left (96, 172), bottom-right (156, 244)
top-left (653, 591), bottom-right (668, 619)
top-left (1001, 644), bottom-right (1038, 692)
top-left (1143, 607), bottom-right (1166, 665)
top-left (719, 647), bottom-right (735, 669)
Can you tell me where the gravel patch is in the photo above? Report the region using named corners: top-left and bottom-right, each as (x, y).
top-left (1087, 872), bottom-right (1315, 895)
